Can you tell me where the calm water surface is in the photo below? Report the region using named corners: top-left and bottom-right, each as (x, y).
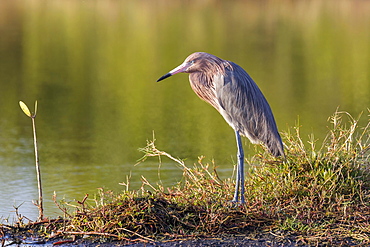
top-left (0, 0), bottom-right (369, 221)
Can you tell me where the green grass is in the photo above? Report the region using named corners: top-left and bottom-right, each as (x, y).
top-left (4, 110), bottom-right (370, 245)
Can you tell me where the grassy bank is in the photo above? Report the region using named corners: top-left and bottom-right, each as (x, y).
top-left (2, 111), bottom-right (370, 246)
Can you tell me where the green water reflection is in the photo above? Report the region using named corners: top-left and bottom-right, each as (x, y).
top-left (0, 0), bottom-right (369, 220)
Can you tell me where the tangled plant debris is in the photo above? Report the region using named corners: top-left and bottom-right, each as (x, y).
top-left (1, 110), bottom-right (369, 246)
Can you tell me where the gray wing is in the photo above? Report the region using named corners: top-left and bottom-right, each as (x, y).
top-left (214, 62), bottom-right (284, 157)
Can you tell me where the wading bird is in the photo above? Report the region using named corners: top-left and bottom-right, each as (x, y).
top-left (157, 52), bottom-right (284, 203)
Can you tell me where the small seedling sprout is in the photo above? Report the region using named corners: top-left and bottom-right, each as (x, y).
top-left (19, 100), bottom-right (43, 221)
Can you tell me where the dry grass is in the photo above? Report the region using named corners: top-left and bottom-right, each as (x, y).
top-left (2, 110), bottom-right (370, 245)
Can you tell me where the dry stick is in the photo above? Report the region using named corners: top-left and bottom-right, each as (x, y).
top-left (52, 191), bottom-right (72, 218)
top-left (57, 231), bottom-right (120, 238)
top-left (117, 228), bottom-right (155, 242)
top-left (56, 231), bottom-right (151, 243)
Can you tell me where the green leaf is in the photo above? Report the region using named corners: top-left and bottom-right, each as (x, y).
top-left (19, 101), bottom-right (32, 117)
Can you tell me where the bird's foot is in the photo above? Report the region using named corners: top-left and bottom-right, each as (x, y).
top-left (230, 198), bottom-right (245, 205)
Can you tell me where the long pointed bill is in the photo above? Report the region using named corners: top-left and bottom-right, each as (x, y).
top-left (156, 62), bottom-right (191, 82)
top-left (156, 73), bottom-right (172, 82)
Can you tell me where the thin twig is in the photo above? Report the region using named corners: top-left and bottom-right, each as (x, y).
top-left (57, 231), bottom-right (119, 238)
top-left (117, 228), bottom-right (155, 242)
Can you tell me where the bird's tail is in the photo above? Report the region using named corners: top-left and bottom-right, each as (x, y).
top-left (265, 134), bottom-right (285, 158)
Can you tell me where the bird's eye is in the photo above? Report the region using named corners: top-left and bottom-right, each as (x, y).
top-left (190, 60), bottom-right (195, 64)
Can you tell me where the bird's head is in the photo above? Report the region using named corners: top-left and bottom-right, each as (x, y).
top-left (157, 52), bottom-right (225, 82)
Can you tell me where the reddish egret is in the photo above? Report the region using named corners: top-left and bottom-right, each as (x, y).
top-left (157, 52), bottom-right (284, 203)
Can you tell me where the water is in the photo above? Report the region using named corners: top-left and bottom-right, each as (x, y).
top-left (0, 0), bottom-right (369, 222)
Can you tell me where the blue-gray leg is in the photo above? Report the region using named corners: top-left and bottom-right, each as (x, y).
top-left (232, 130), bottom-right (245, 204)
